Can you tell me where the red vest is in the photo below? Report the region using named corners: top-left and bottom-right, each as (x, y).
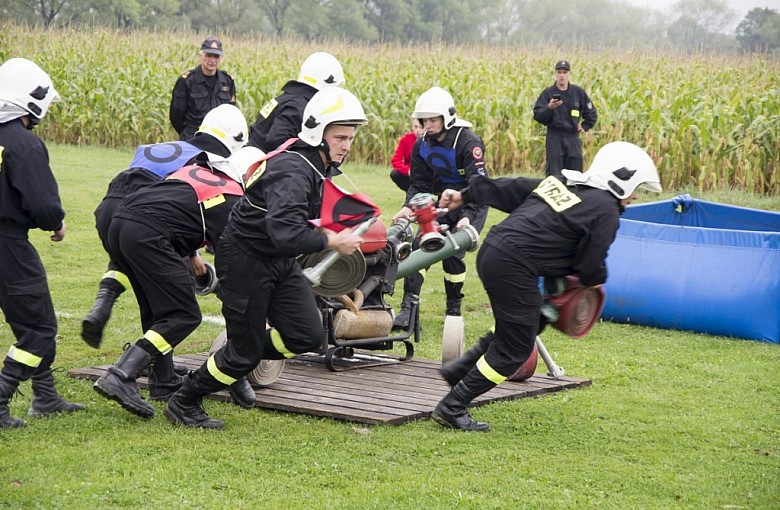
top-left (168, 165), bottom-right (243, 206)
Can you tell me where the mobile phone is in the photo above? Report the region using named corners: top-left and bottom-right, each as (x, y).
top-left (552, 93), bottom-right (561, 100)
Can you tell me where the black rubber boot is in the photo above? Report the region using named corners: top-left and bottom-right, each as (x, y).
top-left (148, 353), bottom-right (186, 402)
top-left (440, 332), bottom-right (495, 387)
top-left (444, 280), bottom-right (464, 316)
top-left (173, 363), bottom-right (190, 376)
top-left (94, 343), bottom-right (155, 418)
top-left (228, 377), bottom-right (255, 409)
top-left (432, 381), bottom-right (490, 432)
top-left (27, 369), bottom-right (86, 418)
top-left (146, 357), bottom-right (188, 380)
top-left (392, 271), bottom-right (424, 330)
top-left (164, 373), bottom-right (224, 429)
top-left (82, 278), bottom-right (125, 349)
top-left (0, 372), bottom-right (25, 429)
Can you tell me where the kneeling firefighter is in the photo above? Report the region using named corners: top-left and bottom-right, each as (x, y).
top-left (82, 104), bottom-right (247, 350)
top-left (433, 141), bottom-right (662, 431)
top-left (92, 117), bottom-right (264, 418)
top-left (164, 87), bottom-right (369, 429)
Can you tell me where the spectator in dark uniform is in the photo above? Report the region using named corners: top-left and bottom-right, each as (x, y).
top-left (169, 37), bottom-right (237, 141)
top-left (92, 142), bottom-right (263, 420)
top-left (0, 58), bottom-right (85, 428)
top-left (391, 87), bottom-right (489, 329)
top-left (247, 51), bottom-right (345, 152)
top-left (433, 141), bottom-right (662, 432)
top-left (164, 87), bottom-right (368, 429)
top-left (533, 59), bottom-right (598, 177)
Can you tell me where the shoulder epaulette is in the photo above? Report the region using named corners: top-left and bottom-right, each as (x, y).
top-left (181, 70), bottom-right (191, 79)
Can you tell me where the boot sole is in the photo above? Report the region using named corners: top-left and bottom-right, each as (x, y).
top-left (431, 411), bottom-right (490, 432)
top-left (431, 411), bottom-right (457, 429)
top-left (163, 405), bottom-right (224, 430)
top-left (0, 419), bottom-right (26, 428)
top-left (81, 319), bottom-right (104, 349)
top-left (94, 379), bottom-right (154, 418)
top-left (28, 404), bottom-right (85, 418)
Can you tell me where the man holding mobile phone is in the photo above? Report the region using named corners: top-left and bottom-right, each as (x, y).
top-left (533, 60), bottom-right (598, 177)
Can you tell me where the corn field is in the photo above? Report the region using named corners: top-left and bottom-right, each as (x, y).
top-left (3, 24), bottom-right (779, 195)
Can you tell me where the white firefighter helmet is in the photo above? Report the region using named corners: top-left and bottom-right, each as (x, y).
top-left (297, 88), bottom-right (367, 147)
top-left (561, 141), bottom-right (662, 199)
top-left (197, 104), bottom-right (248, 155)
top-left (411, 86), bottom-right (457, 130)
top-left (0, 58), bottom-right (60, 123)
top-left (297, 52), bottom-right (345, 90)
top-left (210, 145), bottom-right (266, 185)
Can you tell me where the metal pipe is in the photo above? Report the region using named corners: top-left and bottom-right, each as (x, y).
top-left (303, 217), bottom-right (377, 287)
top-left (535, 335), bottom-right (565, 379)
top-left (395, 225), bottom-right (479, 280)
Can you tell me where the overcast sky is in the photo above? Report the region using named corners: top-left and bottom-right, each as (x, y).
top-left (624, 0), bottom-right (780, 24)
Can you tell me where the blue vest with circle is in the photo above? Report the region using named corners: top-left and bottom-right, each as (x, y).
top-left (128, 141), bottom-right (205, 179)
top-left (418, 133), bottom-right (465, 185)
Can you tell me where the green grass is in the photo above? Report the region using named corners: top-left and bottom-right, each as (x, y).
top-left (0, 144), bottom-right (778, 509)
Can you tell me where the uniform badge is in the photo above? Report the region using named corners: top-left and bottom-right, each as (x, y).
top-left (259, 98), bottom-right (279, 119)
top-left (472, 147), bottom-right (483, 160)
top-left (533, 176), bottom-right (581, 212)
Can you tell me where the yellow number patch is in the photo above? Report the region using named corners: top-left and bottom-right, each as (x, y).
top-left (259, 98), bottom-right (278, 120)
top-left (203, 194), bottom-right (226, 209)
top-left (533, 176), bottom-right (581, 212)
top-left (245, 161), bottom-right (268, 188)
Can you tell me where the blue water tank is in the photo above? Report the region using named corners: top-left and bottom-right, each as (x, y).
top-left (602, 194), bottom-right (780, 343)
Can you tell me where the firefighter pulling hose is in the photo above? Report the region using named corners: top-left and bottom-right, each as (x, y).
top-left (211, 190), bottom-right (600, 384)
top-left (209, 191), bottom-right (599, 387)
top-left (214, 192), bottom-right (480, 383)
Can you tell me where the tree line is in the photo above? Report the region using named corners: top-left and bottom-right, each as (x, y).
top-left (2, 0), bottom-right (778, 53)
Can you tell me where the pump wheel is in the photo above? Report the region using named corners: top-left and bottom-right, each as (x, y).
top-left (441, 315), bottom-right (465, 364)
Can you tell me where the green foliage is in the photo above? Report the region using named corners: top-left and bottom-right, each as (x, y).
top-left (2, 0), bottom-right (766, 51)
top-left (6, 24), bottom-right (779, 195)
top-left (737, 8), bottom-right (780, 52)
top-left (0, 145), bottom-right (778, 509)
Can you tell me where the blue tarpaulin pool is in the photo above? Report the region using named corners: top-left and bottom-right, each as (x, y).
top-left (601, 194), bottom-right (780, 343)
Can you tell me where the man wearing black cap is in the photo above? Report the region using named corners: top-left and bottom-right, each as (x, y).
top-left (533, 59), bottom-right (597, 177)
top-left (169, 37), bottom-right (237, 141)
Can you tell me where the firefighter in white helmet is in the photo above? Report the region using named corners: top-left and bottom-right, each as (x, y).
top-left (248, 51), bottom-right (345, 152)
top-left (0, 58), bottom-right (85, 428)
top-left (391, 86), bottom-right (489, 329)
top-left (434, 141), bottom-right (662, 431)
top-left (82, 105), bottom-right (248, 405)
top-left (91, 117), bottom-right (262, 421)
top-left (165, 87), bottom-right (367, 429)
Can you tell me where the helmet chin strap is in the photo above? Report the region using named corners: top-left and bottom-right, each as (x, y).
top-left (25, 115), bottom-right (39, 130)
top-left (318, 140), bottom-right (343, 169)
top-left (425, 128), bottom-right (447, 142)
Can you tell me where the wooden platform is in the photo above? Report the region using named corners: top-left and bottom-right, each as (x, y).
top-left (68, 352), bottom-right (591, 425)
